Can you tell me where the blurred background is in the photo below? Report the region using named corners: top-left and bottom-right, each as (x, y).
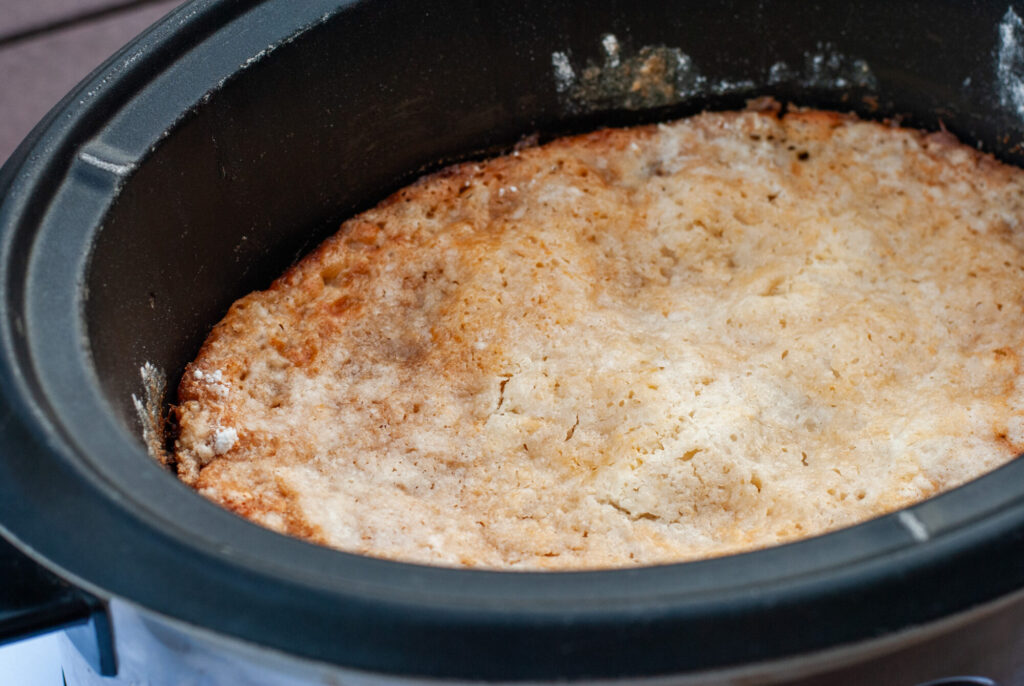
top-left (0, 1), bottom-right (183, 680)
top-left (0, 0), bottom-right (182, 165)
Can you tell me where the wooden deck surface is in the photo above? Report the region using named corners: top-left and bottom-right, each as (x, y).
top-left (0, 0), bottom-right (182, 164)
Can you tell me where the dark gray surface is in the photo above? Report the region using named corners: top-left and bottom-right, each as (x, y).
top-left (0, 1), bottom-right (181, 679)
top-left (0, 0), bottom-right (181, 165)
top-left (1, 0), bottom-right (1024, 682)
top-left (4, 0), bottom-right (1024, 681)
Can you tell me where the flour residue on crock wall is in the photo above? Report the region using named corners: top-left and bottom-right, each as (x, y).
top-left (997, 6), bottom-right (1024, 121)
top-left (775, 42), bottom-right (878, 91)
top-left (132, 362), bottom-right (169, 465)
top-left (551, 34), bottom-right (877, 112)
top-left (550, 35), bottom-right (705, 111)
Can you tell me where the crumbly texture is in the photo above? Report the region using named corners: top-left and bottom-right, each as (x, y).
top-left (173, 108), bottom-right (1024, 569)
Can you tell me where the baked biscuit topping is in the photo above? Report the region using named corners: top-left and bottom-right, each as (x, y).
top-left (173, 108), bottom-right (1024, 569)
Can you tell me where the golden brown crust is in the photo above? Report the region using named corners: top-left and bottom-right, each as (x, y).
top-left (173, 107), bottom-right (1024, 569)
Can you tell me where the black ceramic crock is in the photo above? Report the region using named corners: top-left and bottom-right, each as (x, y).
top-left (3, 1), bottom-right (1024, 683)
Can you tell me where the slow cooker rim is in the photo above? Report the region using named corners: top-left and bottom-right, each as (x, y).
top-left (3, 0), bottom-right (1024, 679)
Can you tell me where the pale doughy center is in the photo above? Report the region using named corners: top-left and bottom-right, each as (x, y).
top-left (173, 109), bottom-right (1024, 569)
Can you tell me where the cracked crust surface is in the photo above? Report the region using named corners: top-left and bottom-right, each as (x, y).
top-left (173, 108), bottom-right (1024, 569)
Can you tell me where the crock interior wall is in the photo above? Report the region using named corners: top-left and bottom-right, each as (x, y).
top-left (82, 0), bottom-right (1024, 438)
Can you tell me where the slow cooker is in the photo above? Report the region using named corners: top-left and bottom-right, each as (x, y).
top-left (2, 1), bottom-right (1024, 683)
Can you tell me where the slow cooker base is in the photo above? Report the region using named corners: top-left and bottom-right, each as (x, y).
top-left (56, 593), bottom-right (1024, 686)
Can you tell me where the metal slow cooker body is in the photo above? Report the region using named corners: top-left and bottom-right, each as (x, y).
top-left (4, 0), bottom-right (1024, 683)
